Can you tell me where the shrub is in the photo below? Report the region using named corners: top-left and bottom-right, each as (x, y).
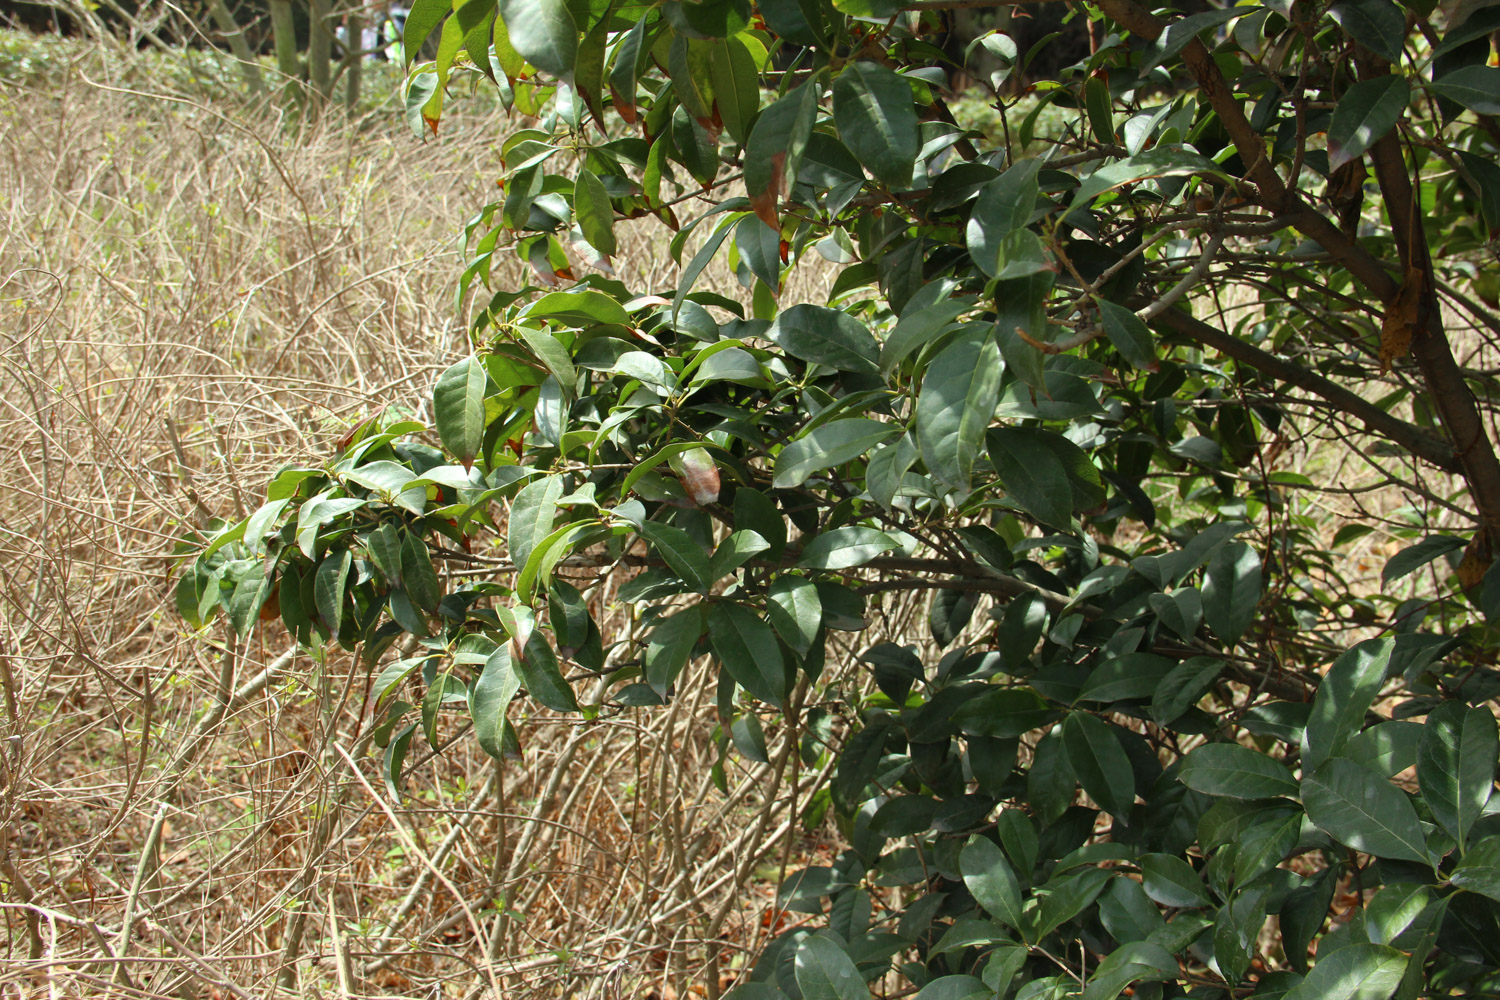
top-left (183, 0), bottom-right (1500, 995)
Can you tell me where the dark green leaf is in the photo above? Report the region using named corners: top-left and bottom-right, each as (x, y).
top-left (832, 61), bottom-right (920, 189)
top-left (498, 0), bottom-right (577, 78)
top-left (709, 602), bottom-right (786, 706)
top-left (1180, 742), bottom-right (1300, 799)
top-left (1434, 64), bottom-right (1500, 115)
top-left (916, 327), bottom-right (1002, 494)
top-left (768, 304), bottom-right (880, 374)
top-left (1328, 76), bottom-right (1410, 171)
top-left (966, 160), bottom-right (1041, 278)
top-left (509, 475), bottom-right (564, 573)
top-left (768, 575), bottom-right (821, 656)
top-left (645, 606), bottom-right (704, 694)
top-left (1202, 540), bottom-right (1261, 645)
top-left (434, 356), bottom-right (488, 469)
top-left (961, 835), bottom-right (1025, 931)
top-left (1282, 942), bottom-right (1406, 1000)
top-left (1303, 637), bottom-right (1394, 770)
top-left (1382, 534), bottom-right (1464, 585)
top-left (774, 418), bottom-right (898, 489)
top-left (1061, 713), bottom-right (1134, 820)
top-left (639, 521), bottom-right (713, 592)
top-left (794, 935), bottom-right (871, 1000)
top-left (798, 527), bottom-right (901, 570)
top-left (518, 630), bottom-right (579, 712)
top-left (1417, 700), bottom-right (1497, 848)
top-left (1097, 299), bottom-right (1157, 370)
top-left (1140, 852), bottom-right (1211, 908)
top-left (1303, 758), bottom-right (1430, 865)
top-left (1328, 0), bottom-right (1405, 63)
top-left (988, 427), bottom-right (1074, 529)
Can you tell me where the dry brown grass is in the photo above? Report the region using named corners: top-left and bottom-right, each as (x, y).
top-left (0, 34), bottom-right (843, 999)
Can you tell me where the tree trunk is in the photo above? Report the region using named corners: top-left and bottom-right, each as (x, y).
top-left (344, 4), bottom-right (363, 113)
top-left (205, 0), bottom-right (266, 98)
top-left (308, 0), bottom-right (335, 108)
top-left (269, 0), bottom-right (303, 105)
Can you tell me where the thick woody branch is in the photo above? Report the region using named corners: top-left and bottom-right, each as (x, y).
top-left (1154, 308), bottom-right (1461, 473)
top-left (1090, 0), bottom-right (1398, 302)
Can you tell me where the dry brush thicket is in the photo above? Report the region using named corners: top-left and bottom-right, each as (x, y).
top-left (0, 36), bottom-right (865, 998)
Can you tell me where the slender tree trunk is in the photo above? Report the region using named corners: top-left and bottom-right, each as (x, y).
top-left (269, 0), bottom-right (303, 104)
top-left (205, 0), bottom-right (266, 98)
top-left (308, 0), bottom-right (335, 107)
top-left (344, 4), bottom-right (363, 113)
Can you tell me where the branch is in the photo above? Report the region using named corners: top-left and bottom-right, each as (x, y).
top-left (1358, 54), bottom-right (1500, 549)
top-left (1090, 0), bottom-right (1398, 302)
top-left (1153, 308), bottom-right (1461, 473)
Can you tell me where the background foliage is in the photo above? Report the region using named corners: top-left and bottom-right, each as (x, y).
top-left (177, 0), bottom-right (1500, 995)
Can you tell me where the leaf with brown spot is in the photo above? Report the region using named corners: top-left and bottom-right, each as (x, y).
top-left (1459, 534), bottom-right (1493, 600)
top-left (1380, 266), bottom-right (1423, 372)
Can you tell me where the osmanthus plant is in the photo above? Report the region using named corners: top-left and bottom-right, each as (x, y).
top-left (178, 0), bottom-right (1500, 993)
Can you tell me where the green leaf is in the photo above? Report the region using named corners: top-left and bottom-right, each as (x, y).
top-left (710, 36), bottom-right (761, 143)
top-left (916, 327), bottom-right (1003, 494)
top-left (639, 521), bottom-right (713, 592)
top-left (518, 630), bottom-right (579, 712)
top-left (1328, 0), bottom-right (1406, 65)
top-left (1139, 852), bottom-right (1211, 908)
top-left (768, 304), bottom-right (880, 374)
top-left (952, 687), bottom-right (1054, 738)
top-left (498, 0), bottom-right (578, 79)
top-left (1078, 653), bottom-right (1174, 704)
top-left (1433, 65), bottom-right (1500, 115)
top-left (960, 835), bottom-right (1025, 932)
top-left (1097, 299), bottom-right (1156, 370)
top-left (1302, 637), bottom-right (1394, 770)
top-left (744, 81), bottom-right (818, 228)
top-left (794, 935), bottom-right (871, 1000)
top-left (1061, 713), bottom-right (1134, 820)
top-left (1451, 836), bottom-right (1500, 900)
top-left (1202, 540), bottom-right (1261, 645)
top-left (709, 530), bottom-right (770, 580)
top-left (1081, 941), bottom-right (1177, 1000)
top-left (773, 418), bottom-right (899, 489)
top-left (384, 722), bottom-right (417, 800)
top-left (1328, 76), bottom-right (1410, 171)
top-left (798, 526), bottom-right (901, 570)
top-left (314, 549), bottom-right (351, 634)
top-left (988, 427), bottom-right (1075, 529)
top-left (402, 0), bottom-right (450, 65)
top-left (735, 215), bottom-right (782, 293)
top-left (709, 602), bottom-right (786, 706)
top-left (471, 645), bottom-right (522, 761)
top-left (832, 61), bottom-right (920, 189)
top-left (1179, 743), bottom-right (1300, 799)
top-left (645, 606), bottom-right (704, 694)
top-left (1064, 147), bottom-right (1219, 223)
top-left (1139, 7), bottom-right (1245, 75)
top-left (1417, 700), bottom-right (1497, 848)
top-left (768, 575), bottom-right (821, 656)
top-left (433, 356), bottom-right (488, 469)
top-left (509, 475), bottom-right (564, 573)
top-left (574, 169), bottom-right (616, 257)
top-left (517, 327), bottom-right (577, 388)
top-left (1303, 758), bottom-right (1431, 865)
top-left (1382, 534), bottom-right (1464, 585)
top-left (1152, 653), bottom-right (1224, 722)
top-left (966, 160), bottom-right (1041, 278)
top-left (1282, 942), bottom-right (1406, 1000)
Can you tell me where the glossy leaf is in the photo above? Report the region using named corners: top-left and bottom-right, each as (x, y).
top-left (1328, 76), bottom-right (1409, 171)
top-left (774, 418), bottom-right (899, 489)
top-left (916, 327), bottom-right (1003, 493)
top-left (709, 602), bottom-right (785, 706)
top-left (1282, 942), bottom-right (1406, 1000)
top-left (1417, 700), bottom-right (1497, 848)
top-left (832, 61), bottom-right (920, 189)
top-left (1061, 713), bottom-right (1134, 820)
top-left (1303, 758), bottom-right (1430, 865)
